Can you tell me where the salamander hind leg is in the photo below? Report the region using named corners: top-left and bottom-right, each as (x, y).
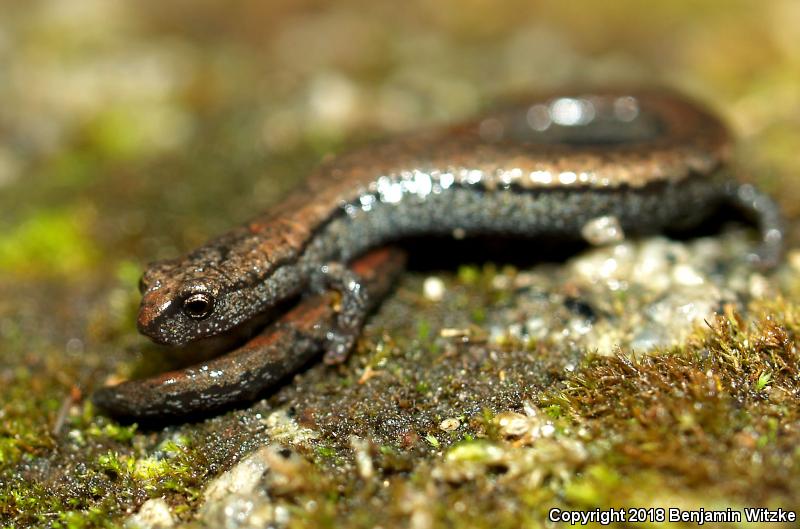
top-left (723, 182), bottom-right (785, 269)
top-left (310, 261), bottom-right (370, 364)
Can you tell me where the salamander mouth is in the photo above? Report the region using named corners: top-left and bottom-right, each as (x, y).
top-left (136, 312), bottom-right (179, 346)
top-left (137, 290), bottom-right (295, 353)
top-left (150, 312), bottom-right (281, 361)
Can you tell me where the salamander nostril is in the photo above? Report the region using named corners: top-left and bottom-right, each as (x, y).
top-left (183, 293), bottom-right (214, 320)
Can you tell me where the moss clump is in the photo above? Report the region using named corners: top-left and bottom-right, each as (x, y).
top-left (0, 401), bottom-right (210, 528)
top-left (0, 208), bottom-right (99, 277)
top-left (0, 368), bottom-right (60, 467)
top-left (552, 309), bottom-right (800, 506)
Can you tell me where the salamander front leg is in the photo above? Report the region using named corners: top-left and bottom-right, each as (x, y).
top-left (311, 261), bottom-right (371, 364)
top-left (724, 182), bottom-right (785, 269)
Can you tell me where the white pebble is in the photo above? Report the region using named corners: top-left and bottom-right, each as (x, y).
top-left (125, 498), bottom-right (174, 529)
top-left (439, 418), bottom-right (461, 431)
top-left (749, 274), bottom-right (771, 298)
top-left (673, 264), bottom-right (705, 286)
top-left (581, 215), bottom-right (625, 245)
top-left (423, 277), bottom-right (446, 301)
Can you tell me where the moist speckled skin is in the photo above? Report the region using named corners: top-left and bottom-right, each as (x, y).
top-left (137, 89), bottom-right (783, 352)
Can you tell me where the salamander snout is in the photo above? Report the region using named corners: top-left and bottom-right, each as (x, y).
top-left (136, 286), bottom-right (177, 344)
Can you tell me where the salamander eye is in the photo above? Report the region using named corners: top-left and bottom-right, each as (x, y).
top-left (182, 293), bottom-right (214, 320)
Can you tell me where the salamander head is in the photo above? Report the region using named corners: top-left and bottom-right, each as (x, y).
top-left (136, 249), bottom-right (268, 346)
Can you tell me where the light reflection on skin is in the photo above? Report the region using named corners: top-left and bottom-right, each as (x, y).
top-left (550, 97), bottom-right (595, 126)
top-left (525, 95), bottom-right (641, 131)
top-left (351, 95), bottom-right (648, 218)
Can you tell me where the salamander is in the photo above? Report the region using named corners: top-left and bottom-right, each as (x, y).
top-left (98, 89), bottom-right (783, 418)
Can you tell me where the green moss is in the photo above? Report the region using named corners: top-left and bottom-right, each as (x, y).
top-left (416, 319), bottom-right (432, 341)
top-left (563, 464), bottom-right (622, 506)
top-left (85, 104), bottom-right (188, 161)
top-left (555, 311), bottom-right (800, 506)
top-left (315, 445), bottom-right (337, 458)
top-left (444, 440), bottom-right (497, 462)
top-left (755, 370), bottom-right (772, 392)
top-left (470, 307), bottom-right (486, 324)
top-left (49, 151), bottom-right (99, 187)
top-left (0, 397), bottom-right (208, 527)
top-left (0, 208), bottom-right (99, 276)
top-left (0, 369), bottom-right (59, 467)
top-left (114, 260), bottom-right (142, 291)
top-left (542, 404), bottom-right (563, 420)
top-left (87, 421), bottom-right (137, 444)
top-left (97, 451), bottom-right (127, 477)
top-left (456, 265), bottom-right (481, 285)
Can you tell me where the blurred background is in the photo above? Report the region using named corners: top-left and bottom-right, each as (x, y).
top-left (1, 0), bottom-right (798, 274)
top-left (1, 0), bottom-right (799, 525)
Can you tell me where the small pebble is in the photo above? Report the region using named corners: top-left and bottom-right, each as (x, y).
top-left (423, 277), bottom-right (446, 301)
top-left (787, 249), bottom-right (800, 271)
top-left (125, 498), bottom-right (174, 529)
top-left (749, 274), bottom-right (771, 298)
top-left (350, 436), bottom-right (375, 479)
top-left (495, 412), bottom-right (529, 438)
top-left (580, 215), bottom-right (625, 245)
top-left (673, 264), bottom-right (704, 286)
top-left (439, 418), bottom-right (461, 431)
